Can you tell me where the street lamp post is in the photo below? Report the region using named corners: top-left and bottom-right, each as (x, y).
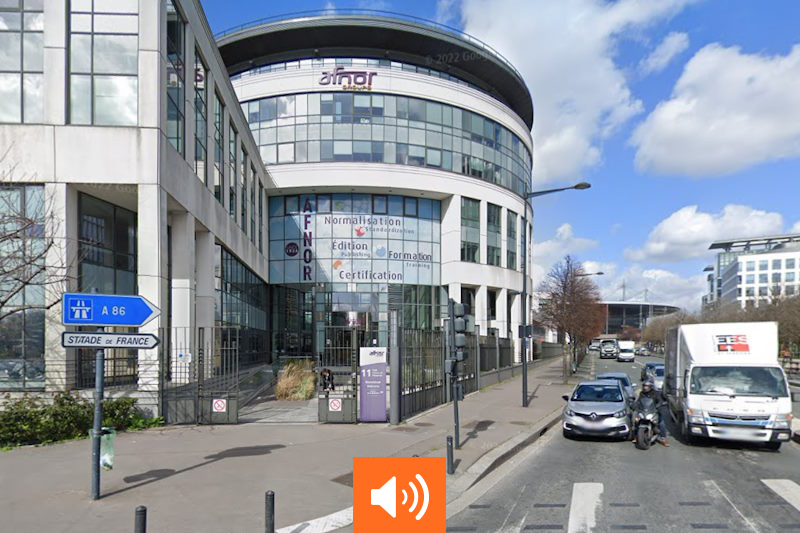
top-left (521, 182), bottom-right (591, 407)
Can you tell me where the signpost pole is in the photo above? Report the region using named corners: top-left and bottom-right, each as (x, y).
top-left (91, 326), bottom-right (104, 501)
top-left (448, 298), bottom-right (460, 449)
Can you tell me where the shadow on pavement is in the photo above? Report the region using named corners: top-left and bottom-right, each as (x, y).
top-left (109, 444), bottom-right (286, 498)
top-left (460, 420), bottom-right (494, 448)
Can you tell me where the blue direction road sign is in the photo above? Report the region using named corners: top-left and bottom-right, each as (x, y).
top-left (62, 293), bottom-right (160, 327)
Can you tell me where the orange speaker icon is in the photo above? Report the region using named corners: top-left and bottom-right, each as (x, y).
top-left (354, 457), bottom-right (444, 532)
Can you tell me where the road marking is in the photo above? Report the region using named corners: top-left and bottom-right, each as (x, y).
top-left (567, 483), bottom-right (603, 533)
top-left (762, 479), bottom-right (800, 513)
top-left (277, 506), bottom-right (352, 533)
top-left (703, 480), bottom-right (759, 533)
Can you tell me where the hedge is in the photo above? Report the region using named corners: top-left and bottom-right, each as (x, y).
top-left (1, 392), bottom-right (163, 448)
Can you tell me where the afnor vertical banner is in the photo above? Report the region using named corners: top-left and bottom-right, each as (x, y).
top-left (359, 347), bottom-right (387, 422)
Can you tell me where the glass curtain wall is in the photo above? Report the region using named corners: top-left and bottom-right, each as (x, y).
top-left (487, 203), bottom-right (501, 267)
top-left (193, 50), bottom-right (207, 183)
top-left (228, 122), bottom-right (236, 219)
top-left (461, 197), bottom-right (479, 263)
top-left (0, 0), bottom-right (43, 123)
top-left (244, 92), bottom-right (532, 197)
top-left (213, 92), bottom-right (223, 202)
top-left (507, 209), bottom-right (517, 270)
top-left (69, 0), bottom-right (138, 126)
top-left (0, 184), bottom-right (45, 389)
top-left (165, 0), bottom-right (184, 154)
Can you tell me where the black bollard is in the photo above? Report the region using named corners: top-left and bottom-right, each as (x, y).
top-left (446, 436), bottom-right (454, 475)
top-left (134, 506), bottom-right (147, 533)
top-left (265, 490), bottom-right (275, 533)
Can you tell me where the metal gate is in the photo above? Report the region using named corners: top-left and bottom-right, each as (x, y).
top-left (159, 326), bottom-right (240, 424)
top-left (317, 324), bottom-right (378, 423)
top-left (400, 328), bottom-right (446, 418)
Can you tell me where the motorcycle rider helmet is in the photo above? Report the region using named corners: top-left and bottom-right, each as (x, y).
top-left (642, 380), bottom-right (654, 393)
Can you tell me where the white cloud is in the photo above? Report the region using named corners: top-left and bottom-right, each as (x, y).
top-left (639, 31), bottom-right (689, 75)
top-left (595, 264), bottom-right (706, 312)
top-left (624, 204), bottom-right (784, 263)
top-left (358, 0), bottom-right (391, 10)
top-left (323, 1), bottom-right (336, 14)
top-left (456, 0), bottom-right (694, 184)
top-left (791, 221), bottom-right (800, 233)
top-left (531, 223), bottom-right (598, 285)
top-left (632, 43), bottom-right (800, 176)
top-left (435, 0), bottom-right (460, 26)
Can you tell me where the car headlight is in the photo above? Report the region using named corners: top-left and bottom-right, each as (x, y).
top-left (773, 414), bottom-right (792, 429)
top-left (565, 408), bottom-right (575, 417)
top-left (614, 410), bottom-right (627, 418)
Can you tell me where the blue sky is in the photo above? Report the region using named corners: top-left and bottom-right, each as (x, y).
top-left (200, 0), bottom-right (800, 310)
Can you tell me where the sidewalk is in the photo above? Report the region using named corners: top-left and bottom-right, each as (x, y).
top-left (0, 355), bottom-right (591, 533)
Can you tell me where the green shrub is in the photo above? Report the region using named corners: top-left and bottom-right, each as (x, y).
top-left (0, 393), bottom-right (163, 448)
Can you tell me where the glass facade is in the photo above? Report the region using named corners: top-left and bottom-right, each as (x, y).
top-left (507, 209), bottom-right (517, 270)
top-left (243, 92), bottom-right (532, 198)
top-left (165, 0), bottom-right (184, 154)
top-left (0, 184), bottom-right (45, 389)
top-left (269, 193), bottom-right (441, 286)
top-left (69, 0), bottom-right (138, 126)
top-left (487, 203), bottom-right (501, 267)
top-left (194, 50), bottom-right (207, 182)
top-left (215, 246), bottom-right (268, 368)
top-left (228, 122), bottom-right (236, 218)
top-left (461, 197), bottom-right (479, 263)
top-left (0, 0), bottom-right (43, 123)
top-left (212, 92), bottom-right (223, 202)
top-left (603, 303), bottom-right (679, 335)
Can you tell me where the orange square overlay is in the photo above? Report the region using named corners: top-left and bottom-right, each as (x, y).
top-left (353, 456), bottom-right (446, 532)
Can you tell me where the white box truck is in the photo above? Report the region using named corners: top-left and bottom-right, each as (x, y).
top-left (664, 321), bottom-right (793, 449)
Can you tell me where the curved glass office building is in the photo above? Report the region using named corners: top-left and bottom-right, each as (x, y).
top-left (218, 13), bottom-right (534, 359)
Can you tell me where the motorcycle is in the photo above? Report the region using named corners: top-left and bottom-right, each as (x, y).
top-left (633, 396), bottom-right (660, 450)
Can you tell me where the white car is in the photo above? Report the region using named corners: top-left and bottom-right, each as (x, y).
top-left (617, 340), bottom-right (635, 362)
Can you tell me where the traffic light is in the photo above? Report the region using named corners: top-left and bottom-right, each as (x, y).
top-left (453, 302), bottom-right (469, 362)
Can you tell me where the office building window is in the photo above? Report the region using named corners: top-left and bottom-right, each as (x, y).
top-left (745, 287), bottom-right (754, 297)
top-left (461, 197), bottom-right (479, 263)
top-left (228, 122), bottom-right (236, 218)
top-left (486, 203), bottom-right (501, 267)
top-left (250, 164), bottom-right (256, 244)
top-left (787, 285), bottom-right (796, 296)
top-left (759, 273), bottom-right (768, 284)
top-left (258, 183), bottom-right (264, 253)
top-left (786, 258), bottom-right (795, 269)
top-left (507, 210), bottom-right (517, 271)
top-left (165, 0), bottom-right (184, 154)
top-left (487, 289), bottom-right (497, 320)
top-left (212, 92), bottom-right (223, 202)
top-left (0, 0), bottom-right (43, 123)
top-left (240, 146), bottom-right (247, 231)
top-left (746, 261), bottom-right (755, 272)
top-left (759, 260), bottom-right (768, 271)
top-left (69, 0), bottom-right (138, 126)
top-left (772, 272), bottom-right (781, 283)
top-left (746, 274), bottom-right (754, 284)
top-left (787, 272), bottom-right (795, 283)
top-left (193, 51), bottom-right (207, 183)
top-left (772, 259), bottom-right (782, 270)
top-left (0, 184), bottom-right (45, 389)
top-left (758, 286), bottom-right (768, 297)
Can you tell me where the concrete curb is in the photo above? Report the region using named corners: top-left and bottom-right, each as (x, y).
top-left (445, 406), bottom-right (564, 500)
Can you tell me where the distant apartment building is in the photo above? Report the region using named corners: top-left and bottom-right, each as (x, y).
top-left (704, 234), bottom-right (800, 310)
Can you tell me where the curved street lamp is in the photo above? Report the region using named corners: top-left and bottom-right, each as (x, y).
top-left (521, 182), bottom-right (591, 407)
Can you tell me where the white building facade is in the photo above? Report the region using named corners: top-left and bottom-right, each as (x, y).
top-left (719, 244), bottom-right (800, 309)
top-left (0, 4), bottom-right (535, 414)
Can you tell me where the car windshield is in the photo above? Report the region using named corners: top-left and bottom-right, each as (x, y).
top-left (600, 375), bottom-right (630, 387)
top-left (654, 368), bottom-right (664, 377)
top-left (690, 366), bottom-right (788, 397)
top-left (572, 385), bottom-right (623, 402)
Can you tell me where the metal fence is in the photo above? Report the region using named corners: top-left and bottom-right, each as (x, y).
top-left (400, 328), bottom-right (446, 418)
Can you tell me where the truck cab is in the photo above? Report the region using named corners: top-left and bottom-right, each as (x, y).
top-left (664, 322), bottom-right (793, 450)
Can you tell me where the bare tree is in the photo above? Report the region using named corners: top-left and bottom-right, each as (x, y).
top-left (537, 255), bottom-right (603, 383)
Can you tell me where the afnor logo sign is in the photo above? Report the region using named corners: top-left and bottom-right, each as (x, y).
top-left (319, 67), bottom-right (377, 91)
top-left (302, 197), bottom-right (314, 281)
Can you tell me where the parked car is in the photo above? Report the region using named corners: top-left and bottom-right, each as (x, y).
top-left (641, 362), bottom-right (662, 382)
top-left (617, 340), bottom-right (635, 362)
top-left (589, 339), bottom-right (602, 351)
top-left (596, 372), bottom-right (637, 401)
top-left (562, 380), bottom-right (631, 439)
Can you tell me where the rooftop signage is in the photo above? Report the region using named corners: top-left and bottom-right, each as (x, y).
top-left (319, 66), bottom-right (377, 91)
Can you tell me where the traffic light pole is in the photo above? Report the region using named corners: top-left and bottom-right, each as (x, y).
top-left (448, 298), bottom-right (460, 449)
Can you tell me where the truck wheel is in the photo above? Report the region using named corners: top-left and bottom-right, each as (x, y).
top-left (681, 416), bottom-right (696, 445)
top-left (636, 426), bottom-right (649, 450)
top-left (764, 441), bottom-right (781, 451)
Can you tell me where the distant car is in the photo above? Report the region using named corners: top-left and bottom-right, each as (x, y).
top-left (596, 372), bottom-right (637, 401)
top-left (589, 339), bottom-right (602, 351)
top-left (600, 339), bottom-right (618, 359)
top-left (640, 362), bottom-right (663, 382)
top-left (562, 380), bottom-right (631, 439)
top-left (649, 365), bottom-right (665, 391)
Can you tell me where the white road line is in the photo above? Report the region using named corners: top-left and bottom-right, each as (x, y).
top-left (567, 483), bottom-right (603, 533)
top-left (704, 480), bottom-right (759, 533)
top-left (762, 479), bottom-right (800, 513)
top-left (276, 506), bottom-right (352, 533)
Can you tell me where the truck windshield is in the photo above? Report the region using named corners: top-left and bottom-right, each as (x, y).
top-left (690, 366), bottom-right (788, 397)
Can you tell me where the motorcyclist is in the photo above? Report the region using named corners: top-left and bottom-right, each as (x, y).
top-left (633, 379), bottom-right (669, 446)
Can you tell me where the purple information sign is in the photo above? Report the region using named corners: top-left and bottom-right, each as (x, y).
top-left (359, 347), bottom-right (387, 422)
